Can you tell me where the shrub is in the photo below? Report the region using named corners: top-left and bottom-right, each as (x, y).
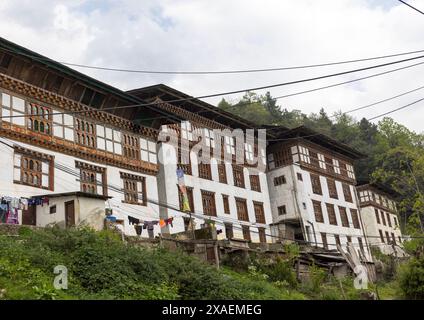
top-left (398, 256), bottom-right (424, 299)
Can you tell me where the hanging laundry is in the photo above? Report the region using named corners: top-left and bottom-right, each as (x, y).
top-left (165, 217), bottom-right (174, 227)
top-left (159, 219), bottom-right (166, 228)
top-left (143, 220), bottom-right (159, 239)
top-left (0, 203), bottom-right (8, 223)
top-left (176, 169), bottom-right (191, 213)
top-left (128, 216), bottom-right (140, 225)
top-left (134, 224), bottom-right (143, 236)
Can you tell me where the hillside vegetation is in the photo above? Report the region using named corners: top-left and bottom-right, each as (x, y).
top-left (0, 226), bottom-right (405, 300)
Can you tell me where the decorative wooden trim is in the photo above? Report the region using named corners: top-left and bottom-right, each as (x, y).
top-left (75, 160), bottom-right (106, 173)
top-left (0, 124), bottom-right (158, 175)
top-left (359, 201), bottom-right (397, 214)
top-left (0, 72), bottom-right (158, 139)
top-left (119, 171), bottom-right (145, 181)
top-left (14, 145), bottom-right (54, 162)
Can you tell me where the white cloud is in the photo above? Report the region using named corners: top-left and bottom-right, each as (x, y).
top-left (1, 0), bottom-right (424, 132)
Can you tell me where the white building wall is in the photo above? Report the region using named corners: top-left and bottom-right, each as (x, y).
top-left (360, 205), bottom-right (405, 256)
top-left (267, 163), bottom-right (372, 260)
top-left (0, 136), bottom-right (160, 237)
top-left (157, 141), bottom-right (274, 242)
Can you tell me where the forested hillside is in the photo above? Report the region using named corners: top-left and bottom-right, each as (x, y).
top-left (218, 92), bottom-right (424, 235)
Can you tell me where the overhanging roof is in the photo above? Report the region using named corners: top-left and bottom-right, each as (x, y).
top-left (356, 180), bottom-right (399, 197)
top-left (32, 192), bottom-right (111, 201)
top-left (127, 84), bottom-right (260, 130)
top-left (266, 125), bottom-right (366, 160)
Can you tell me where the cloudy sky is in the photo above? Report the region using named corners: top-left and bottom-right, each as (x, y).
top-left (1, 0), bottom-right (424, 132)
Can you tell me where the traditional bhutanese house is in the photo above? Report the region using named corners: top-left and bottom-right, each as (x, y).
top-left (265, 125), bottom-right (373, 261)
top-left (356, 181), bottom-right (406, 257)
top-left (127, 84), bottom-right (274, 243)
top-left (0, 37), bottom-right (162, 237)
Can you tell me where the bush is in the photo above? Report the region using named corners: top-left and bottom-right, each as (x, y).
top-left (398, 256), bottom-right (424, 299)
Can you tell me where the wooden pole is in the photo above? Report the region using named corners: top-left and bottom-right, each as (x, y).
top-left (214, 242), bottom-right (220, 269)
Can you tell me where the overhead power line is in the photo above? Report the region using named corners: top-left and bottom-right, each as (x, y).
top-left (398, 0), bottom-right (424, 16)
top-left (367, 96), bottom-right (424, 120)
top-left (2, 54), bottom-right (424, 121)
top-left (3, 44), bottom-right (424, 75)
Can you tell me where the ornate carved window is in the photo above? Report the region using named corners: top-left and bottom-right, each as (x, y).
top-left (254, 201), bottom-right (265, 224)
top-left (75, 161), bottom-right (106, 196)
top-left (312, 200), bottom-right (324, 223)
top-left (13, 147), bottom-right (53, 190)
top-left (339, 206), bottom-right (350, 227)
top-left (122, 133), bottom-right (140, 160)
top-left (27, 103), bottom-right (52, 135)
top-left (310, 173), bottom-right (322, 195)
top-left (222, 195), bottom-right (230, 214)
top-left (235, 197), bottom-right (249, 222)
top-left (242, 226), bottom-right (251, 241)
top-left (350, 208), bottom-right (360, 229)
top-left (342, 183), bottom-right (353, 202)
top-left (258, 227), bottom-right (266, 243)
top-left (201, 190), bottom-right (216, 216)
top-left (198, 162), bottom-right (212, 180)
top-left (232, 165), bottom-right (245, 188)
top-left (249, 174), bottom-right (261, 192)
top-left (75, 118), bottom-right (96, 148)
top-left (326, 203), bottom-right (338, 225)
top-left (327, 178), bottom-right (338, 199)
top-left (217, 162), bottom-right (227, 184)
top-left (120, 172), bottom-right (146, 205)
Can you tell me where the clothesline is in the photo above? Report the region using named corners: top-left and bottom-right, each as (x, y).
top-left (0, 194), bottom-right (49, 225)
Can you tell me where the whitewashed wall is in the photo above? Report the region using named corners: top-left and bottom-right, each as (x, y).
top-left (0, 137), bottom-right (160, 237)
top-left (157, 142), bottom-right (274, 243)
top-left (267, 163), bottom-right (372, 260)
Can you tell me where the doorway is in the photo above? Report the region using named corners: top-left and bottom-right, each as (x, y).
top-left (65, 200), bottom-right (75, 227)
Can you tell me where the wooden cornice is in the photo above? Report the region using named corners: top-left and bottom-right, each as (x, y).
top-left (154, 98), bottom-right (230, 130)
top-left (1, 123), bottom-right (158, 176)
top-left (0, 72), bottom-right (158, 139)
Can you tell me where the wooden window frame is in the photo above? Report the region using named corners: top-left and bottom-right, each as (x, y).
top-left (235, 197), bottom-right (249, 222)
top-left (278, 205), bottom-right (287, 215)
top-left (249, 174), bottom-right (261, 192)
top-left (201, 190), bottom-right (216, 217)
top-left (297, 172), bottom-right (303, 181)
top-left (13, 147), bottom-right (54, 191)
top-left (222, 194), bottom-right (230, 214)
top-left (379, 229), bottom-right (385, 243)
top-left (177, 147), bottom-right (192, 175)
top-left (120, 172), bottom-right (146, 206)
top-left (242, 225), bottom-right (251, 241)
top-left (313, 200), bottom-right (324, 223)
top-left (122, 133), bottom-right (140, 160)
top-left (178, 186), bottom-right (195, 213)
top-left (274, 175), bottom-right (286, 186)
top-left (27, 102), bottom-right (52, 135)
top-left (217, 162), bottom-right (227, 184)
top-left (326, 203), bottom-right (338, 226)
top-left (342, 183), bottom-right (353, 203)
top-left (198, 162), bottom-right (212, 180)
top-left (327, 178), bottom-right (338, 199)
top-left (258, 227), bottom-right (266, 243)
top-left (310, 173), bottom-right (322, 195)
top-left (339, 206), bottom-right (349, 227)
top-left (75, 118), bottom-right (96, 148)
top-left (140, 138), bottom-right (157, 164)
top-left (232, 164), bottom-right (245, 188)
top-left (381, 210), bottom-right (386, 226)
top-left (75, 161), bottom-right (107, 196)
top-left (253, 201), bottom-right (266, 224)
top-left (321, 232), bottom-right (328, 249)
top-left (225, 223), bottom-right (234, 239)
top-left (387, 213), bottom-right (392, 227)
top-left (350, 208), bottom-right (360, 229)
top-left (374, 208), bottom-right (381, 224)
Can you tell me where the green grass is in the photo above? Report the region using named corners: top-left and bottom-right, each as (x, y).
top-left (0, 226), bottom-right (409, 300)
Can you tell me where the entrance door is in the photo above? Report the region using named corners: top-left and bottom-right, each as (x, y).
top-left (65, 200), bottom-right (75, 227)
top-left (22, 205), bottom-right (36, 226)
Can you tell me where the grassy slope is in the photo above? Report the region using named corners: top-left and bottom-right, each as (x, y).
top-left (0, 226), bottom-right (399, 300)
